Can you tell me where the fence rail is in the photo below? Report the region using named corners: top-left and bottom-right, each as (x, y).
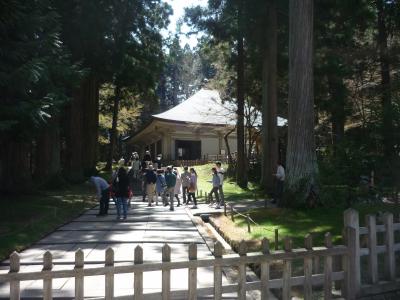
top-left (3, 240), bottom-right (349, 300)
top-left (1, 209), bottom-right (400, 299)
top-left (227, 203), bottom-right (280, 250)
top-left (163, 154), bottom-right (228, 167)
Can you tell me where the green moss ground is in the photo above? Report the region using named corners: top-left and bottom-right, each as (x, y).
top-left (0, 183), bottom-right (96, 260)
top-left (232, 203), bottom-right (400, 248)
top-left (180, 163), bottom-right (258, 201)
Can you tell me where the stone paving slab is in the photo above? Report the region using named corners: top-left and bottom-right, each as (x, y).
top-left (86, 207), bottom-right (189, 216)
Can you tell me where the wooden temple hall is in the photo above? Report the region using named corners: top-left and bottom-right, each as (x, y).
top-left (127, 89), bottom-right (286, 161)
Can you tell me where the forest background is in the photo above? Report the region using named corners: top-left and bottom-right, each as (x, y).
top-left (1, 0), bottom-right (400, 207)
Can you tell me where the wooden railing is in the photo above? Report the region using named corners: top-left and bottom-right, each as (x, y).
top-left (3, 239), bottom-right (349, 299)
top-left (163, 154), bottom-right (228, 167)
top-left (162, 159), bottom-right (209, 167)
top-left (205, 154), bottom-right (228, 163)
top-left (345, 209), bottom-right (400, 298)
top-left (1, 209), bottom-right (399, 299)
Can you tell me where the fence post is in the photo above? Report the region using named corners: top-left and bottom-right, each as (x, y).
top-left (134, 245), bottom-right (143, 299)
top-left (213, 242), bottom-right (223, 300)
top-left (188, 243), bottom-right (197, 300)
top-left (344, 227), bottom-right (357, 300)
top-left (383, 213), bottom-right (395, 281)
top-left (343, 208), bottom-right (360, 297)
top-left (260, 238), bottom-right (270, 300)
top-left (366, 215), bottom-right (378, 284)
top-left (74, 249), bottom-right (84, 300)
top-left (282, 237), bottom-right (292, 300)
top-left (230, 204), bottom-right (234, 221)
top-left (238, 240), bottom-right (247, 300)
top-left (274, 228), bottom-right (279, 250)
top-left (246, 214), bottom-right (251, 233)
top-left (105, 248), bottom-right (114, 300)
top-left (9, 252), bottom-right (20, 300)
top-left (304, 234), bottom-right (313, 300)
top-left (324, 233), bottom-right (333, 300)
top-left (43, 251), bottom-right (53, 300)
top-left (162, 244), bottom-right (171, 300)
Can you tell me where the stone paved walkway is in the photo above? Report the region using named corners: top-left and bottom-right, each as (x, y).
top-left (0, 197), bottom-right (233, 299)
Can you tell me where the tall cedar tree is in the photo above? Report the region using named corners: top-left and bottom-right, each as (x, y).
top-left (260, 0), bottom-right (279, 192)
top-left (286, 0), bottom-right (318, 206)
top-left (105, 0), bottom-right (169, 170)
top-left (236, 0), bottom-right (248, 188)
top-left (54, 0), bottom-right (113, 181)
top-left (376, 0), bottom-right (394, 158)
top-left (0, 0), bottom-right (79, 192)
top-left (185, 0), bottom-right (248, 187)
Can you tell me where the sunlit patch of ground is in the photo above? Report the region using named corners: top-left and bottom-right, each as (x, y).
top-left (0, 184), bottom-right (96, 260)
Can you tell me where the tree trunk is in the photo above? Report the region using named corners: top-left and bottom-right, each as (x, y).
top-left (0, 139), bottom-right (32, 193)
top-left (224, 127), bottom-right (236, 166)
top-left (105, 85), bottom-right (121, 171)
top-left (172, 67), bottom-right (179, 107)
top-left (35, 117), bottom-right (62, 184)
top-left (376, 0), bottom-right (393, 157)
top-left (261, 0), bottom-right (278, 193)
top-left (81, 75), bottom-right (99, 176)
top-left (236, 0), bottom-right (248, 189)
top-left (286, 0), bottom-right (318, 206)
top-left (64, 84), bottom-right (84, 182)
top-left (327, 74), bottom-right (346, 149)
top-left (159, 74), bottom-right (167, 111)
top-left (247, 125), bottom-right (253, 161)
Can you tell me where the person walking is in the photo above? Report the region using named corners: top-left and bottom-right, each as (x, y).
top-left (118, 157), bottom-right (125, 167)
top-left (113, 167), bottom-right (130, 220)
top-left (181, 166), bottom-right (191, 204)
top-left (155, 154), bottom-right (163, 169)
top-left (90, 176), bottom-right (110, 216)
top-left (141, 167), bottom-right (147, 203)
top-left (155, 169), bottom-right (167, 206)
top-left (188, 168), bottom-right (198, 209)
top-left (273, 162), bottom-right (285, 205)
top-left (131, 152), bottom-right (141, 180)
top-left (208, 167), bottom-right (221, 208)
top-left (145, 165), bottom-right (157, 207)
top-left (140, 151), bottom-right (151, 202)
top-left (173, 168), bottom-right (182, 207)
top-left (143, 150), bottom-right (152, 163)
top-left (216, 161), bottom-right (225, 207)
top-left (164, 166), bottom-right (177, 211)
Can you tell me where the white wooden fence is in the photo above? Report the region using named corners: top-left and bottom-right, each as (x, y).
top-left (1, 209), bottom-right (399, 299)
top-left (345, 209), bottom-right (400, 298)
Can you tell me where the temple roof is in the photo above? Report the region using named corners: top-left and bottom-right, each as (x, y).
top-left (153, 89), bottom-right (287, 127)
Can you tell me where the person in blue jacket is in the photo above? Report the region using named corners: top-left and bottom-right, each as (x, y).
top-left (155, 169), bottom-right (167, 206)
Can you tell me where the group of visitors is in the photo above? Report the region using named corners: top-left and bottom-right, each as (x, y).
top-left (142, 165), bottom-right (199, 211)
top-left (90, 165), bottom-right (130, 220)
top-left (90, 151), bottom-right (286, 221)
top-left (90, 150), bottom-right (228, 218)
